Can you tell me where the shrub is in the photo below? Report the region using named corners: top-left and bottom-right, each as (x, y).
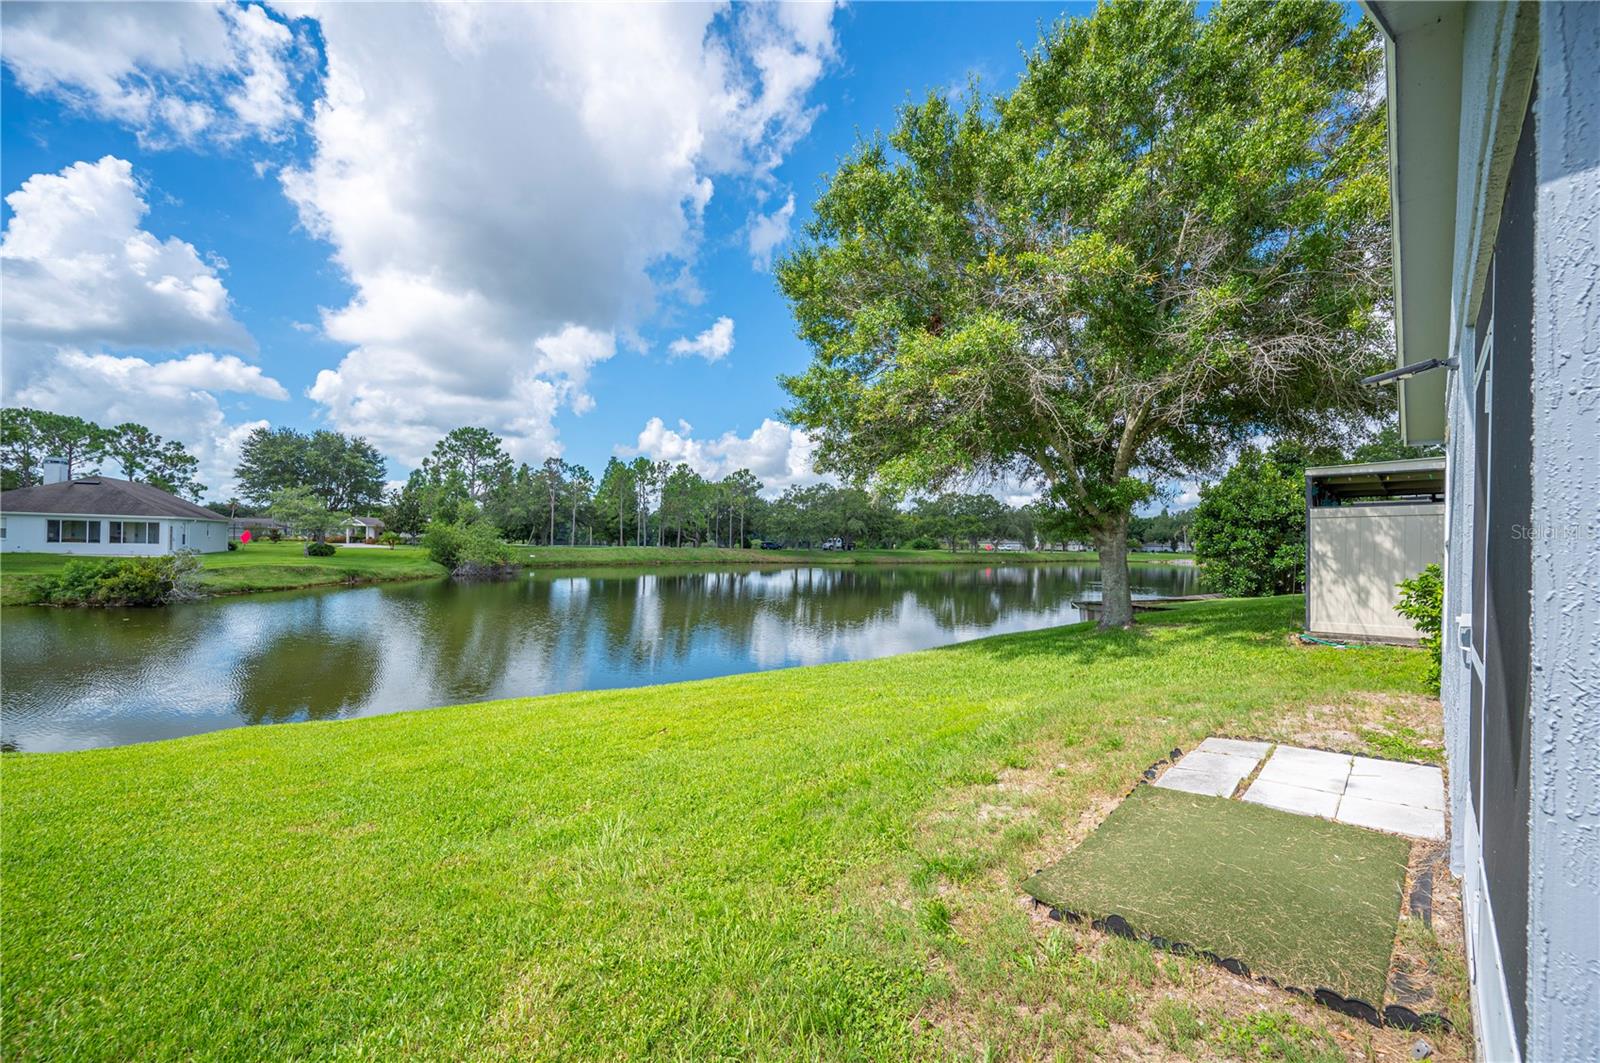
top-left (462, 524), bottom-right (515, 567)
top-left (227, 540), bottom-right (239, 551)
top-left (422, 522), bottom-right (466, 569)
top-left (305, 541), bottom-right (337, 557)
top-left (423, 521), bottom-right (514, 572)
top-left (904, 536), bottom-right (939, 550)
top-left (38, 559), bottom-right (117, 605)
top-left (1396, 563), bottom-right (1443, 694)
top-left (267, 528), bottom-right (282, 542)
top-left (378, 532), bottom-right (402, 548)
top-left (1191, 443), bottom-right (1313, 597)
top-left (36, 552), bottom-right (203, 607)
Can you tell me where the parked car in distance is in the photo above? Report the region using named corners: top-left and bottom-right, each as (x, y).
top-left (759, 540), bottom-right (783, 550)
top-left (820, 537), bottom-right (844, 551)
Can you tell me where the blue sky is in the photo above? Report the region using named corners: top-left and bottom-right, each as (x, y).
top-left (1, 2), bottom-right (1098, 498)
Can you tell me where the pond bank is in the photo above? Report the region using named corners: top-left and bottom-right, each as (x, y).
top-left (2, 597), bottom-right (1455, 1060)
top-left (0, 542), bottom-right (446, 605)
top-left (517, 544), bottom-right (1197, 569)
top-left (0, 542), bottom-right (1195, 606)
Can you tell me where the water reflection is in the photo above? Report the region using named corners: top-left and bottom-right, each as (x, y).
top-left (2, 563), bottom-right (1195, 751)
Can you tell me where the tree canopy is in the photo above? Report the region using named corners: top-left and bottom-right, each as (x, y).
top-left (235, 426), bottom-right (385, 512)
top-left (1190, 441), bottom-right (1331, 597)
top-left (776, 0), bottom-right (1389, 624)
top-left (1, 407), bottom-right (205, 498)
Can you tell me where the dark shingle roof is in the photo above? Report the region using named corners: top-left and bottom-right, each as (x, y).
top-left (0, 477), bottom-right (226, 520)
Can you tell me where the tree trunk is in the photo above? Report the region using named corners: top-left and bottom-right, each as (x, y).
top-left (1095, 511), bottom-right (1135, 629)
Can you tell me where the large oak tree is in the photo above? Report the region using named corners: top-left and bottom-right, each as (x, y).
top-left (776, 0), bottom-right (1389, 625)
top-left (235, 426), bottom-right (387, 513)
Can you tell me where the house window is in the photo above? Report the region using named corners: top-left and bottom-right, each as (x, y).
top-left (108, 521), bottom-right (161, 544)
top-left (47, 519), bottom-right (98, 543)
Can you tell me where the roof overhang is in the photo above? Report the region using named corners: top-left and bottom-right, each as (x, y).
top-left (1362, 1), bottom-right (1464, 446)
top-left (1306, 457), bottom-right (1447, 501)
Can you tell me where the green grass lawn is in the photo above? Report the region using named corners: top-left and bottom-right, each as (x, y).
top-left (0, 541), bottom-right (446, 605)
top-left (1, 597), bottom-right (1434, 1060)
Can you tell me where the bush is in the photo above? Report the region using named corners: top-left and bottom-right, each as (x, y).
top-left (38, 559), bottom-right (117, 605)
top-left (904, 536), bottom-right (939, 550)
top-left (1396, 563), bottom-right (1443, 694)
top-left (267, 528), bottom-right (282, 542)
top-left (1191, 444), bottom-right (1309, 597)
top-left (423, 521), bottom-right (514, 572)
top-left (37, 552), bottom-right (203, 607)
top-left (422, 522), bottom-right (465, 569)
top-left (227, 540), bottom-right (239, 551)
top-left (378, 532), bottom-right (402, 548)
top-left (305, 541), bottom-right (337, 557)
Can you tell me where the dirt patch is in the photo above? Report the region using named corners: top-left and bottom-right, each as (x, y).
top-left (1265, 693), bottom-right (1444, 763)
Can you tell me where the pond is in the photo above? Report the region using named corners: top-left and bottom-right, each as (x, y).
top-left (1, 563), bottom-right (1197, 752)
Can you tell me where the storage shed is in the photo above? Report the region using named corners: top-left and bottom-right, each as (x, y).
top-left (1304, 458), bottom-right (1445, 643)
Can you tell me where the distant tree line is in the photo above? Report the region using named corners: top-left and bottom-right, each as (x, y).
top-left (1, 407), bottom-right (205, 499)
top-left (0, 407), bottom-right (1219, 551)
top-left (374, 425), bottom-right (1104, 550)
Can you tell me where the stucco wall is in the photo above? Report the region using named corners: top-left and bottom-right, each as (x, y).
top-left (0, 513), bottom-right (229, 555)
top-left (1526, 4), bottom-right (1600, 1058)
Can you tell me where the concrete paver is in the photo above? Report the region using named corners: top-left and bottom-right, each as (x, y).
top-left (1155, 740), bottom-right (1448, 842)
top-left (1335, 794), bottom-right (1446, 840)
top-left (1255, 746), bottom-right (1352, 794)
top-left (1154, 744), bottom-right (1266, 798)
top-left (1242, 778), bottom-right (1342, 818)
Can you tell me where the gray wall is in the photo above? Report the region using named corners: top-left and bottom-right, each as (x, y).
top-left (1526, 3), bottom-right (1600, 1057)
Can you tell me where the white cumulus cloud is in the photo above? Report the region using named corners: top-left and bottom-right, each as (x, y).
top-left (667, 317), bottom-right (735, 363)
top-left (279, 1), bottom-right (838, 468)
top-left (13, 350), bottom-right (282, 493)
top-left (747, 194), bottom-right (796, 271)
top-left (0, 0), bottom-right (306, 145)
top-left (1, 155), bottom-right (280, 495)
top-left (623, 416), bottom-right (824, 496)
top-left (1, 156), bottom-right (251, 375)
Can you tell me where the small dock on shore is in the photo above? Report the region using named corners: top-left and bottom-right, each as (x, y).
top-left (1073, 592), bottom-right (1222, 623)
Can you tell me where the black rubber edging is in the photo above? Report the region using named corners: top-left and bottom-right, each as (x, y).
top-left (1027, 898), bottom-right (1451, 1032)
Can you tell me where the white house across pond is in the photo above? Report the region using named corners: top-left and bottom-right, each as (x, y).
top-left (342, 515), bottom-right (386, 542)
top-left (0, 460), bottom-right (228, 556)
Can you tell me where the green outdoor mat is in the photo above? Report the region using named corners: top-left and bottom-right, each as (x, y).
top-left (1023, 784), bottom-right (1411, 1006)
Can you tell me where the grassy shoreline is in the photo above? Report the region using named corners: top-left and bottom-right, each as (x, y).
top-left (0, 542), bottom-right (1193, 606)
top-left (2, 597), bottom-right (1455, 1060)
top-left (0, 541), bottom-right (446, 606)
